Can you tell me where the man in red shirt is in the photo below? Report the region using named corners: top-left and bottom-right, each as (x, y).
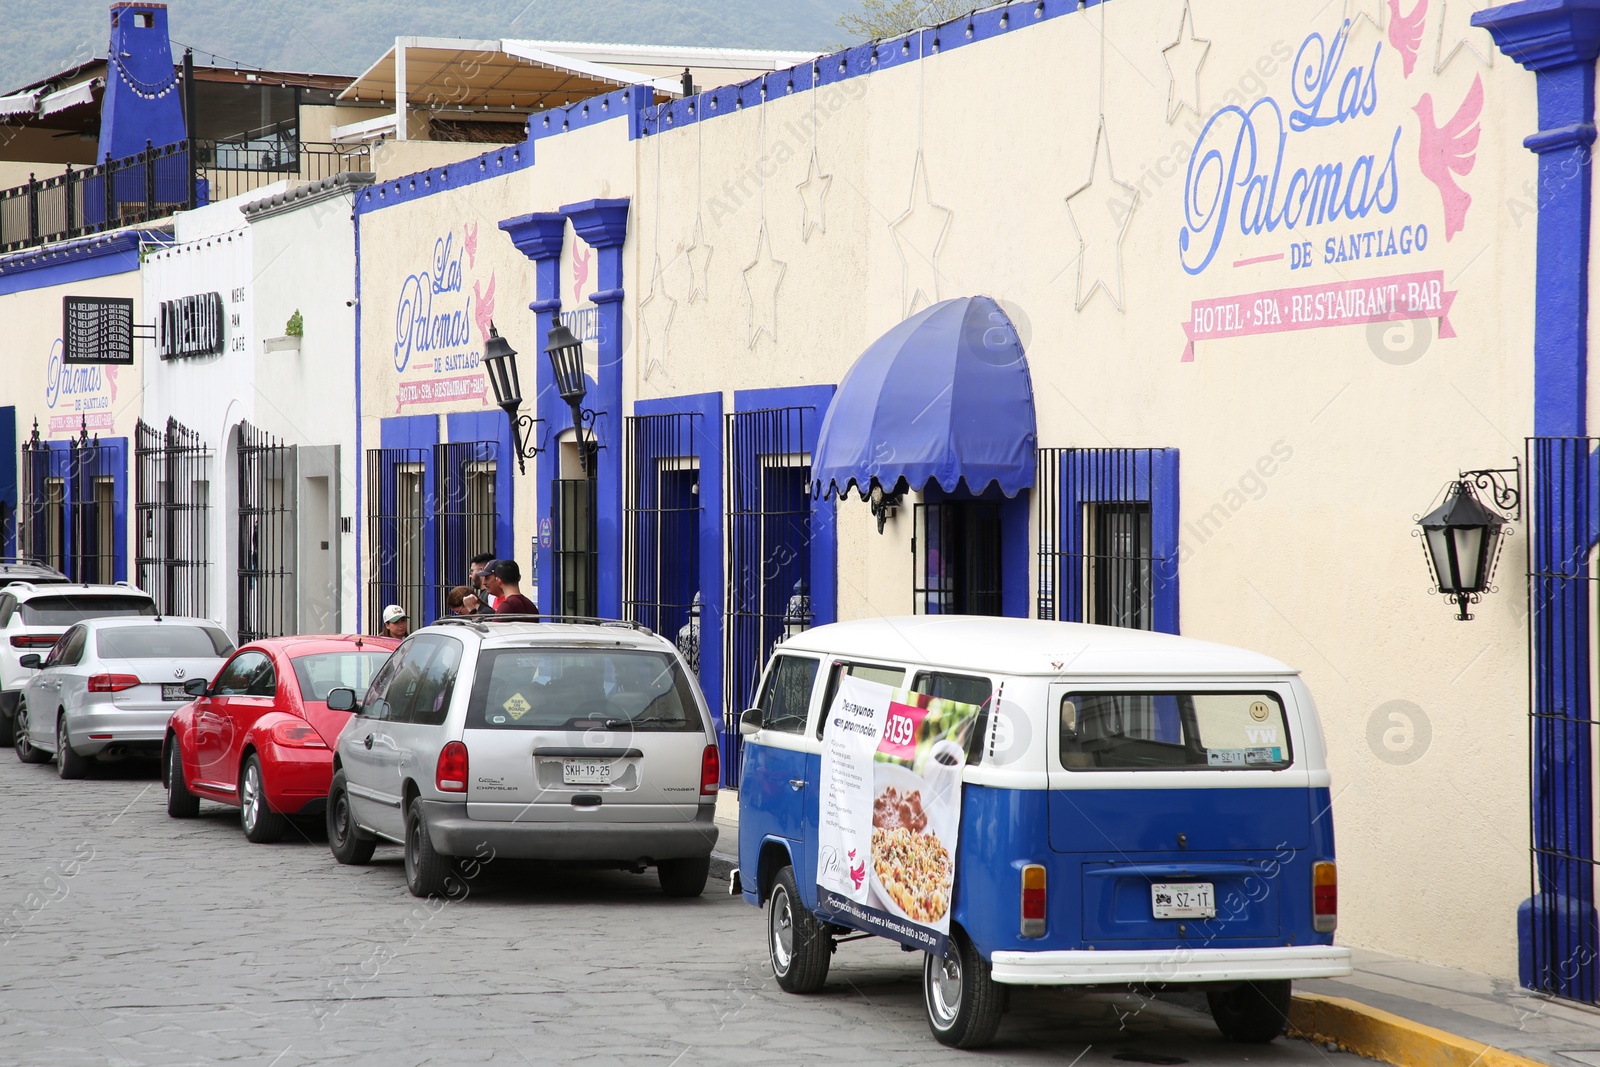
top-left (482, 560), bottom-right (538, 618)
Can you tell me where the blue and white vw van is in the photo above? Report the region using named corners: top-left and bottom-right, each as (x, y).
top-left (733, 616), bottom-right (1351, 1049)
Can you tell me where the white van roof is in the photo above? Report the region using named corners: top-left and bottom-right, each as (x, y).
top-left (777, 617), bottom-right (1297, 678)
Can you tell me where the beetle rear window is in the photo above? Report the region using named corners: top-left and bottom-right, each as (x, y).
top-left (1060, 692), bottom-right (1292, 771)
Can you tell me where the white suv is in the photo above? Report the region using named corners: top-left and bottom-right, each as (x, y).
top-left (323, 618), bottom-right (722, 899)
top-left (0, 582), bottom-right (158, 745)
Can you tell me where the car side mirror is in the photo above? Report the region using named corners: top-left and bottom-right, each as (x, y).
top-left (18, 654), bottom-right (41, 669)
top-left (183, 678), bottom-right (208, 697)
top-left (738, 707), bottom-right (762, 737)
top-left (325, 687), bottom-right (358, 712)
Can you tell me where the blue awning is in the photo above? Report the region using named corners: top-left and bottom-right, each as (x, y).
top-left (813, 296), bottom-right (1037, 499)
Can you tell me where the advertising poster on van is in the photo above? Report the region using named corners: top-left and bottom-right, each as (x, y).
top-left (816, 675), bottom-right (985, 955)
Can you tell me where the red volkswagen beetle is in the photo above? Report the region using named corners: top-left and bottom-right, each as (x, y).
top-left (163, 636), bottom-right (399, 842)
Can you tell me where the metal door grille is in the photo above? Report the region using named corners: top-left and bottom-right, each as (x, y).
top-left (724, 406), bottom-right (813, 786)
top-left (913, 501), bottom-right (1002, 616)
top-left (625, 412), bottom-right (703, 671)
top-left (365, 447), bottom-right (429, 632)
top-left (237, 422), bottom-right (296, 642)
top-left (68, 431), bottom-right (119, 585)
top-left (552, 477), bottom-right (597, 618)
top-left (18, 421), bottom-right (57, 570)
top-left (1037, 447), bottom-right (1172, 629)
top-left (1526, 436), bottom-right (1600, 1003)
top-left (435, 440), bottom-right (499, 609)
top-left (135, 417), bottom-right (211, 617)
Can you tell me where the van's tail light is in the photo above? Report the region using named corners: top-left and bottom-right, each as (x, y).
top-left (436, 741), bottom-right (469, 792)
top-left (1021, 864), bottom-right (1047, 937)
top-left (10, 634), bottom-right (59, 648)
top-left (270, 720), bottom-right (328, 749)
top-left (87, 673), bottom-right (140, 693)
top-left (701, 744), bottom-right (720, 795)
top-left (1313, 861), bottom-right (1337, 933)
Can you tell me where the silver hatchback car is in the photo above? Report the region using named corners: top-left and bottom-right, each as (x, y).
top-left (324, 618), bottom-right (721, 898)
top-left (14, 616), bottom-right (234, 778)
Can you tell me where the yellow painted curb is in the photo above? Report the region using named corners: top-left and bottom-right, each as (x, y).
top-left (1289, 993), bottom-right (1547, 1067)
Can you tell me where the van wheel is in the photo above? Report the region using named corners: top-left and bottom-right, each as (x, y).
top-left (404, 799), bottom-right (458, 899)
top-left (924, 929), bottom-right (1004, 1048)
top-left (166, 738), bottom-right (199, 818)
top-left (767, 865), bottom-right (830, 993)
top-left (658, 855), bottom-right (710, 897)
top-left (1207, 980), bottom-right (1290, 1042)
top-left (327, 770), bottom-right (376, 865)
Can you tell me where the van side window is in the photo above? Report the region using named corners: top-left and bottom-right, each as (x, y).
top-left (758, 655), bottom-right (819, 734)
top-left (816, 661), bottom-right (907, 738)
top-left (912, 671), bottom-right (994, 763)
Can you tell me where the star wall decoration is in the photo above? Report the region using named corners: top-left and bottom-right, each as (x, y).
top-left (889, 151), bottom-right (952, 318)
top-left (1435, 0), bottom-right (1494, 72)
top-left (1162, 0), bottom-right (1210, 122)
top-left (683, 215), bottom-right (713, 304)
top-left (741, 224), bottom-right (786, 348)
top-left (1064, 120), bottom-right (1139, 312)
top-left (638, 255), bottom-right (678, 381)
top-left (796, 149), bottom-right (833, 242)
top-left (1344, 0), bottom-right (1385, 31)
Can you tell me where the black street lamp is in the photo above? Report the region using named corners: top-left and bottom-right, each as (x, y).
top-left (544, 320), bottom-right (602, 476)
top-left (1417, 467), bottom-right (1519, 621)
top-left (481, 323), bottom-right (546, 475)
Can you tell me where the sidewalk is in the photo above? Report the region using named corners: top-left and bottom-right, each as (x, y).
top-left (709, 790), bottom-right (1600, 1067)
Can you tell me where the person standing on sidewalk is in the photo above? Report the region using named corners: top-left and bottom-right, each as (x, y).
top-left (469, 552), bottom-right (498, 610)
top-left (482, 560), bottom-right (537, 619)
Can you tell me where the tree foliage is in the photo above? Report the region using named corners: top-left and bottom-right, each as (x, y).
top-left (836, 0), bottom-right (977, 40)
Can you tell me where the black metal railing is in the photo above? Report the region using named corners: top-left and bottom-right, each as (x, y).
top-left (365, 447), bottom-right (430, 633)
top-left (0, 138), bottom-right (370, 253)
top-left (435, 440), bottom-right (500, 610)
top-left (135, 417), bottom-right (211, 618)
top-left (17, 419), bottom-right (119, 583)
top-left (237, 422), bottom-right (296, 642)
top-left (624, 412), bottom-right (703, 676)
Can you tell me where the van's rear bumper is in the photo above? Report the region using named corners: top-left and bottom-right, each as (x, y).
top-left (988, 945), bottom-right (1352, 986)
top-left (419, 800), bottom-right (719, 862)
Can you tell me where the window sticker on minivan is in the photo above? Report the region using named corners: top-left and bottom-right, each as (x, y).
top-left (1060, 691), bottom-right (1292, 770)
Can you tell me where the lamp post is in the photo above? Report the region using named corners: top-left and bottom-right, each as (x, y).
top-left (544, 319), bottom-right (600, 476)
top-left (1416, 467), bottom-right (1519, 621)
top-left (480, 323), bottom-right (545, 475)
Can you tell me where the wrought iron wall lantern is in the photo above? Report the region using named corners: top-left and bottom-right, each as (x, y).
top-left (544, 320), bottom-right (605, 479)
top-left (1415, 463), bottom-right (1520, 621)
top-left (481, 323), bottom-right (546, 475)
top-left (868, 480), bottom-right (903, 534)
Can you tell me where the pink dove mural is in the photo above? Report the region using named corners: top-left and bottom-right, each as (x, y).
top-left (1387, 0), bottom-right (1426, 78)
top-left (463, 221), bottom-right (478, 268)
top-left (572, 244), bottom-right (592, 306)
top-left (1414, 74), bottom-right (1483, 242)
top-left (473, 274), bottom-right (496, 344)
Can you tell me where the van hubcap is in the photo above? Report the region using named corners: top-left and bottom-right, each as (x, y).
top-left (770, 886), bottom-right (795, 973)
top-left (928, 952), bottom-right (963, 1026)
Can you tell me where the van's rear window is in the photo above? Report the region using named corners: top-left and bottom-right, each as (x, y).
top-left (1060, 692), bottom-right (1292, 771)
top-left (465, 648), bottom-right (703, 731)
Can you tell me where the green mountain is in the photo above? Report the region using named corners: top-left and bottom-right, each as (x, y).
top-left (1, 0), bottom-right (856, 93)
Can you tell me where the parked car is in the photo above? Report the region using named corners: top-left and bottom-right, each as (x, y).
top-left (733, 616), bottom-right (1351, 1049)
top-left (163, 635), bottom-right (399, 842)
top-left (322, 618), bottom-right (720, 899)
top-left (13, 615), bottom-right (233, 779)
top-left (0, 580), bottom-right (156, 746)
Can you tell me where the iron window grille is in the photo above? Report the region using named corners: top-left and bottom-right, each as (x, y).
top-left (552, 477), bottom-right (597, 619)
top-left (365, 447), bottom-right (429, 633)
top-left (435, 440), bottom-right (500, 610)
top-left (19, 422), bottom-right (120, 583)
top-left (236, 422), bottom-right (296, 642)
top-left (624, 412), bottom-right (704, 673)
top-left (1037, 447), bottom-right (1178, 631)
top-left (724, 405), bottom-right (815, 785)
top-left (135, 417), bottom-right (211, 617)
top-left (912, 501), bottom-right (1002, 616)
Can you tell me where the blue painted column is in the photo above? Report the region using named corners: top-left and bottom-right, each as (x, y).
top-left (1477, 0), bottom-right (1600, 997)
top-left (562, 198), bottom-right (630, 620)
top-left (498, 212), bottom-right (567, 616)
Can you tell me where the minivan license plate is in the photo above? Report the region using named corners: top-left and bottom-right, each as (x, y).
top-left (562, 760), bottom-right (612, 786)
top-left (161, 684), bottom-right (188, 701)
top-left (1152, 882), bottom-right (1215, 919)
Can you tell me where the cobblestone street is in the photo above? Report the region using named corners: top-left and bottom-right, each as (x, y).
top-left (0, 754), bottom-right (1348, 1066)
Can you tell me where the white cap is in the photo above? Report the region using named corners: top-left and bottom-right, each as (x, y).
top-left (382, 604), bottom-right (408, 625)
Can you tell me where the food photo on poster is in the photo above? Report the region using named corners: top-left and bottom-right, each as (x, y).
top-left (815, 674), bottom-right (986, 955)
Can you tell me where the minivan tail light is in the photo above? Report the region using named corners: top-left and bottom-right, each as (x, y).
top-left (701, 744), bottom-right (720, 795)
top-left (1021, 864), bottom-right (1047, 937)
top-left (87, 673), bottom-right (140, 693)
top-left (1313, 861), bottom-right (1337, 933)
top-left (436, 741), bottom-right (468, 792)
top-left (10, 634), bottom-right (58, 648)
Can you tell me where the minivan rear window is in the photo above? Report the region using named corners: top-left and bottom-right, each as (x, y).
top-left (1060, 691), bottom-right (1292, 771)
top-left (97, 625), bottom-right (232, 660)
top-left (21, 595), bottom-right (157, 625)
top-left (466, 648), bottom-right (703, 731)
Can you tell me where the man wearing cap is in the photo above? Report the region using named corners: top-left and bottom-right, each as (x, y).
top-left (482, 560), bottom-right (537, 619)
top-left (381, 604), bottom-right (411, 639)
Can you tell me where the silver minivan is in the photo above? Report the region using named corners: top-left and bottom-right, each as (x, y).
top-left (324, 618), bottom-right (721, 898)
